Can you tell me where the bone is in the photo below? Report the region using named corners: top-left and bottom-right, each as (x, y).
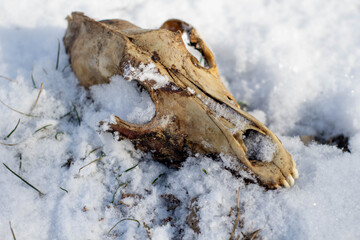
top-left (282, 179), bottom-right (291, 188)
top-left (287, 175), bottom-right (295, 187)
top-left (292, 168), bottom-right (299, 179)
top-left (64, 12), bottom-right (299, 189)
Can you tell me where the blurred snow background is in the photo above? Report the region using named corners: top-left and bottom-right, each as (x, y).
top-left (1, 0), bottom-right (360, 239)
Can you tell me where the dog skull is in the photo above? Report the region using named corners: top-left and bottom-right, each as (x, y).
top-left (64, 12), bottom-right (298, 188)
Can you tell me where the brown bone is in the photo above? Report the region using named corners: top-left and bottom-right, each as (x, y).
top-left (64, 12), bottom-right (298, 188)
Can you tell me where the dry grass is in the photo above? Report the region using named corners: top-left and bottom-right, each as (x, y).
top-left (3, 163), bottom-right (44, 196)
top-left (9, 221), bottom-right (16, 240)
top-left (4, 119), bottom-right (21, 140)
top-left (78, 156), bottom-right (104, 173)
top-left (0, 75), bottom-right (16, 82)
top-left (108, 218), bottom-right (140, 235)
top-left (229, 187), bottom-right (241, 240)
top-left (0, 98), bottom-right (38, 117)
top-left (30, 82), bottom-right (44, 112)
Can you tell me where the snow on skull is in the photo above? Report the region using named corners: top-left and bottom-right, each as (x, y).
top-left (64, 12), bottom-right (298, 189)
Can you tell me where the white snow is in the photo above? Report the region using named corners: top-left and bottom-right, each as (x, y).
top-left (200, 95), bottom-right (252, 134)
top-left (124, 63), bottom-right (169, 89)
top-left (243, 132), bottom-right (276, 162)
top-left (1, 1), bottom-right (360, 240)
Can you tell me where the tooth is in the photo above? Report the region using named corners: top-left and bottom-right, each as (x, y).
top-left (292, 168), bottom-right (299, 179)
top-left (282, 179), bottom-right (290, 188)
top-left (287, 175), bottom-right (295, 186)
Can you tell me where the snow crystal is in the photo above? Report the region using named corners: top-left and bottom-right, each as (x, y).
top-left (243, 131), bottom-right (277, 162)
top-left (123, 62), bottom-right (169, 89)
top-left (200, 95), bottom-right (250, 132)
top-left (90, 75), bottom-right (156, 125)
top-left (187, 87), bottom-right (195, 94)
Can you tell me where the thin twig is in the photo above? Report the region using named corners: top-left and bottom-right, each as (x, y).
top-left (108, 218), bottom-right (140, 235)
top-left (30, 82), bottom-right (44, 112)
top-left (9, 221), bottom-right (16, 240)
top-left (0, 98), bottom-right (38, 117)
top-left (3, 163), bottom-right (44, 196)
top-left (4, 119), bottom-right (21, 139)
top-left (229, 187), bottom-right (241, 240)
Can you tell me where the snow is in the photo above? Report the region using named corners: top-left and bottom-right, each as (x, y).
top-left (124, 63), bottom-right (169, 90)
top-left (90, 75), bottom-right (156, 125)
top-left (243, 132), bottom-right (276, 162)
top-left (1, 0), bottom-right (360, 239)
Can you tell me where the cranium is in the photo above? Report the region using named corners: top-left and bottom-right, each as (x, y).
top-left (64, 12), bottom-right (298, 189)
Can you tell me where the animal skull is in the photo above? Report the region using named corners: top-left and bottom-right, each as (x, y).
top-left (64, 12), bottom-right (298, 188)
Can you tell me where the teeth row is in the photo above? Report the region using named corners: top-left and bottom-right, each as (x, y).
top-left (282, 167), bottom-right (299, 188)
top-left (287, 175), bottom-right (295, 186)
top-left (282, 179), bottom-right (290, 188)
top-left (282, 176), bottom-right (294, 188)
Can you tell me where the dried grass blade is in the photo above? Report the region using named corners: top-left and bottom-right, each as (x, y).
top-left (56, 39), bottom-right (60, 70)
top-left (3, 163), bottom-right (44, 196)
top-left (72, 103), bottom-right (81, 126)
top-left (82, 146), bottom-right (102, 160)
top-left (31, 71), bottom-right (37, 88)
top-left (55, 131), bottom-right (64, 140)
top-left (125, 163), bottom-right (138, 172)
top-left (59, 187), bottom-right (68, 193)
top-left (30, 82), bottom-right (44, 112)
top-left (62, 64), bottom-right (70, 72)
top-left (0, 75), bottom-right (15, 82)
top-left (78, 157), bottom-right (104, 173)
top-left (108, 218), bottom-right (140, 234)
top-left (111, 183), bottom-right (127, 203)
top-left (0, 142), bottom-right (20, 146)
top-left (4, 119), bottom-right (21, 139)
top-left (33, 124), bottom-right (53, 134)
top-left (9, 221), bottom-right (16, 240)
top-left (143, 222), bottom-right (152, 240)
top-left (229, 187), bottom-right (241, 240)
top-left (152, 173), bottom-right (164, 185)
top-left (0, 98), bottom-right (38, 117)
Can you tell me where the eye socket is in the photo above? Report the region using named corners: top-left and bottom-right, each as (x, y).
top-left (160, 19), bottom-right (215, 69)
top-left (181, 31), bottom-right (209, 69)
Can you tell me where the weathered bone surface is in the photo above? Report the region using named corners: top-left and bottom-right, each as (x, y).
top-left (64, 12), bottom-right (299, 188)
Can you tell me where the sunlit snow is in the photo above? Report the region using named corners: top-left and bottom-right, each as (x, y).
top-left (1, 1), bottom-right (360, 239)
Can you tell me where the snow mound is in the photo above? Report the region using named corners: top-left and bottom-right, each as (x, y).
top-left (1, 1), bottom-right (360, 239)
